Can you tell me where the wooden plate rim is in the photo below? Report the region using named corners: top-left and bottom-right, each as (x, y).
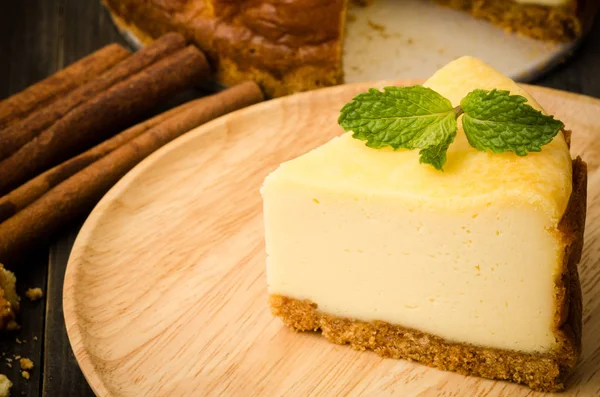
top-left (62, 80), bottom-right (600, 396)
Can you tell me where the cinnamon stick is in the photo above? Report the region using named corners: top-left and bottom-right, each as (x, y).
top-left (0, 45), bottom-right (211, 196)
top-left (0, 33), bottom-right (186, 161)
top-left (0, 99), bottom-right (200, 224)
top-left (0, 44), bottom-right (130, 131)
top-left (0, 82), bottom-right (264, 262)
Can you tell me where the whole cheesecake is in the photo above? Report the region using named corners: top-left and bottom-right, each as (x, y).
top-left (104, 0), bottom-right (598, 97)
top-left (262, 57), bottom-right (587, 391)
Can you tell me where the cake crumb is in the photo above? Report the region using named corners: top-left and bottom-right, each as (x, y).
top-left (0, 265), bottom-right (19, 332)
top-left (15, 338), bottom-right (21, 344)
top-left (5, 358), bottom-right (12, 364)
top-left (0, 374), bottom-right (11, 397)
top-left (13, 356), bottom-right (19, 361)
top-left (21, 371), bottom-right (29, 380)
top-left (367, 20), bottom-right (385, 31)
top-left (19, 358), bottom-right (33, 371)
top-left (25, 288), bottom-right (43, 302)
top-left (366, 20), bottom-right (392, 38)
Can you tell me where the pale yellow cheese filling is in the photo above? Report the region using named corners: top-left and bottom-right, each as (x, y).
top-left (265, 181), bottom-right (562, 352)
top-left (263, 56), bottom-right (572, 354)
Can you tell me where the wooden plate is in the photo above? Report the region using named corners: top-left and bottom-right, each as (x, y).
top-left (105, 0), bottom-right (581, 84)
top-left (64, 81), bottom-right (600, 396)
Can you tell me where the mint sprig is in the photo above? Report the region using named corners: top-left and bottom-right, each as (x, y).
top-left (338, 86), bottom-right (564, 170)
top-left (338, 86), bottom-right (457, 170)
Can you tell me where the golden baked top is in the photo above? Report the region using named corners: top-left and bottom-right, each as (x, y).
top-left (272, 57), bottom-right (573, 223)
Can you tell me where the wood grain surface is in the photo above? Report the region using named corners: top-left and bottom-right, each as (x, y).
top-left (63, 81), bottom-right (600, 397)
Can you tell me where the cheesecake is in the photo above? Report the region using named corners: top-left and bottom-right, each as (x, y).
top-left (103, 0), bottom-right (598, 97)
top-left (262, 56), bottom-right (587, 391)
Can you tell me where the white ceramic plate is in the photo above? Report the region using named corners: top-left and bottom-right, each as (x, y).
top-left (343, 0), bottom-right (579, 83)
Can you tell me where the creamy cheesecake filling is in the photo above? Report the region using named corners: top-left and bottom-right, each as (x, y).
top-left (264, 181), bottom-right (563, 353)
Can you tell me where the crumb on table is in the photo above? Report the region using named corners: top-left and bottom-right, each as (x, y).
top-left (0, 374), bottom-right (11, 397)
top-left (19, 358), bottom-right (33, 371)
top-left (21, 371), bottom-right (29, 380)
top-left (25, 288), bottom-right (43, 302)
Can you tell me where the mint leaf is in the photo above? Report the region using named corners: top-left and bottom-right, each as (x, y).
top-left (460, 89), bottom-right (564, 156)
top-left (417, 112), bottom-right (457, 170)
top-left (338, 86), bottom-right (457, 169)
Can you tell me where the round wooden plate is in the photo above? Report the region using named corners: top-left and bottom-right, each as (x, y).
top-left (64, 81), bottom-right (600, 396)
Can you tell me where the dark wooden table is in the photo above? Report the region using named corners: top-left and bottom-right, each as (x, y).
top-left (1, 1), bottom-right (600, 396)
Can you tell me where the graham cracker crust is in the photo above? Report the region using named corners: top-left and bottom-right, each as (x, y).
top-left (270, 157), bottom-right (587, 392)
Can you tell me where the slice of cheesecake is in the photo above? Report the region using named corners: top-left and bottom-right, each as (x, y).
top-left (262, 56), bottom-right (586, 391)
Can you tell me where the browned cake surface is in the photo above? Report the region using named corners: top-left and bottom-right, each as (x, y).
top-left (104, 0), bottom-right (347, 98)
top-left (270, 156), bottom-right (586, 392)
top-left (434, 0), bottom-right (597, 42)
